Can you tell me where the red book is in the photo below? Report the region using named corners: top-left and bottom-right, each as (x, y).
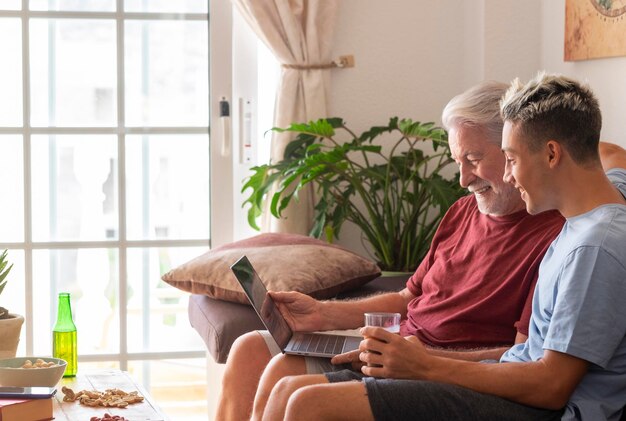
top-left (0, 398), bottom-right (53, 421)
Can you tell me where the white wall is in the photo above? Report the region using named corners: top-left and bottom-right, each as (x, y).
top-left (329, 0), bottom-right (625, 154)
top-left (541, 0), bottom-right (626, 147)
top-left (329, 1), bottom-right (464, 131)
top-left (231, 0), bottom-right (626, 253)
top-left (328, 0), bottom-right (544, 255)
top-left (329, 0), bottom-right (542, 131)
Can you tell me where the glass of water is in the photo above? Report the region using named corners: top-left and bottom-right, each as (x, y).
top-left (364, 312), bottom-right (401, 333)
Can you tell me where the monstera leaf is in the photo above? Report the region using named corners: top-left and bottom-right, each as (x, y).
top-left (242, 118), bottom-right (464, 272)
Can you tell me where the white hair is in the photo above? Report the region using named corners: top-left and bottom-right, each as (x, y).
top-left (442, 80), bottom-right (509, 146)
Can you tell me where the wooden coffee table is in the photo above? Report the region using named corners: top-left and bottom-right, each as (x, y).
top-left (52, 370), bottom-right (169, 421)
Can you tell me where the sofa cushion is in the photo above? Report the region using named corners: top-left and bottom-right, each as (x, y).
top-left (162, 233), bottom-right (381, 305)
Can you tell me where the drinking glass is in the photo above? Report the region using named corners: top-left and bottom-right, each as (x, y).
top-left (363, 312), bottom-right (401, 367)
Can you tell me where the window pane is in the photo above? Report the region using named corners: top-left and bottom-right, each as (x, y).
top-left (0, 19), bottom-right (22, 126)
top-left (32, 248), bottom-right (120, 356)
top-left (79, 361), bottom-right (120, 371)
top-left (1, 250), bottom-right (25, 356)
top-left (257, 40), bottom-right (280, 165)
top-left (29, 0), bottom-right (115, 12)
top-left (0, 136), bottom-right (24, 242)
top-left (126, 135), bottom-right (209, 240)
top-left (31, 135), bottom-right (119, 241)
top-left (124, 0), bottom-right (207, 14)
top-left (30, 19), bottom-right (117, 127)
top-left (125, 20), bottom-right (208, 127)
top-left (127, 247), bottom-right (206, 353)
top-left (0, 1), bottom-right (20, 10)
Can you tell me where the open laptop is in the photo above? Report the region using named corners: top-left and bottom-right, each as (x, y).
top-left (230, 255), bottom-right (361, 358)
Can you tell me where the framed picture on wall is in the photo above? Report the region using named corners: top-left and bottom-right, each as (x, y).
top-left (565, 0), bottom-right (626, 61)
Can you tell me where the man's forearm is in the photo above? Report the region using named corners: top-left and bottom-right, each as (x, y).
top-left (426, 332), bottom-right (527, 362)
top-left (426, 346), bottom-right (509, 362)
top-left (422, 350), bottom-right (588, 410)
top-left (318, 290), bottom-right (410, 330)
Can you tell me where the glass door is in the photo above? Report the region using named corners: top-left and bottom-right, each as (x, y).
top-left (0, 1), bottom-right (222, 418)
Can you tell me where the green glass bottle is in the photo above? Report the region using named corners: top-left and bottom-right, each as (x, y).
top-left (53, 292), bottom-right (77, 377)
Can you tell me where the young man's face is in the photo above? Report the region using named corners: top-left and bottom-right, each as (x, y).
top-left (502, 121), bottom-right (552, 215)
top-left (449, 125), bottom-right (525, 216)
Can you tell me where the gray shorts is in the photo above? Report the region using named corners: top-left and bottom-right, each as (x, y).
top-left (258, 330), bottom-right (349, 374)
top-left (325, 370), bottom-right (564, 421)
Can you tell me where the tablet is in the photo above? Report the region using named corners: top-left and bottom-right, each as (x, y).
top-left (0, 386), bottom-right (57, 399)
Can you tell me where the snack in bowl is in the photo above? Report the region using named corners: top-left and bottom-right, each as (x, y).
top-left (0, 357), bottom-right (67, 387)
top-left (21, 358), bottom-right (59, 369)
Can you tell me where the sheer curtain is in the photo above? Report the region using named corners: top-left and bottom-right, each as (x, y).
top-left (231, 0), bottom-right (339, 234)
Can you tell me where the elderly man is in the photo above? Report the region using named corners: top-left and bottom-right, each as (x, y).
top-left (260, 74), bottom-right (626, 421)
top-left (216, 81), bottom-right (565, 420)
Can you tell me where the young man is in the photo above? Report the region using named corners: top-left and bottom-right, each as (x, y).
top-left (217, 81), bottom-right (565, 420)
top-left (260, 73), bottom-right (626, 421)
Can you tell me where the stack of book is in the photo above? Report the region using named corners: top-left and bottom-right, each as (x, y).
top-left (0, 397), bottom-right (54, 421)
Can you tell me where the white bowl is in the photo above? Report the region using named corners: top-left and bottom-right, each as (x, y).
top-left (0, 357), bottom-right (67, 387)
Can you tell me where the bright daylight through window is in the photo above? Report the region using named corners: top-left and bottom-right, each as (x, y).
top-left (0, 1), bottom-right (212, 419)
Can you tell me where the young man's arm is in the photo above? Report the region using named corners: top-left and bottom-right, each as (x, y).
top-left (599, 142), bottom-right (626, 170)
top-left (426, 332), bottom-right (527, 361)
top-left (333, 332), bottom-right (527, 369)
top-left (426, 349), bottom-right (587, 409)
top-left (360, 328), bottom-right (589, 409)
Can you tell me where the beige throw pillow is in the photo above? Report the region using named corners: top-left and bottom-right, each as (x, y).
top-left (162, 233), bottom-right (381, 304)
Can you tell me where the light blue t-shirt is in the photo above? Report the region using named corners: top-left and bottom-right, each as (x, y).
top-left (501, 168), bottom-right (626, 421)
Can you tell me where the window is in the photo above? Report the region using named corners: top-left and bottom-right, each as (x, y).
top-left (0, 1), bottom-right (217, 419)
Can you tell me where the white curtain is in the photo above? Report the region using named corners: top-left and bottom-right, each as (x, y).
top-left (231, 0), bottom-right (339, 234)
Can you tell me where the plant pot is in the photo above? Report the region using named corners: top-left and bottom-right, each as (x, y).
top-left (0, 314), bottom-right (24, 359)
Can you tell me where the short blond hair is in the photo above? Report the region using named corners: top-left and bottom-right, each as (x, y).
top-left (500, 72), bottom-right (602, 165)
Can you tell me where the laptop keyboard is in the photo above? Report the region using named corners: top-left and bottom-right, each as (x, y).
top-left (293, 334), bottom-right (346, 355)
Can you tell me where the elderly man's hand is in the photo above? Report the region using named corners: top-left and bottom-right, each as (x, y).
top-left (268, 290), bottom-right (324, 332)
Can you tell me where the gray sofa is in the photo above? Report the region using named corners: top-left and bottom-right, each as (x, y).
top-left (187, 274), bottom-right (409, 364)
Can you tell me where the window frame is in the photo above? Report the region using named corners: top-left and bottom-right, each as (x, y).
top-left (0, 0), bottom-right (233, 369)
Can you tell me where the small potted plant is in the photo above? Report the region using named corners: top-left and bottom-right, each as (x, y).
top-left (242, 117), bottom-right (464, 272)
top-left (0, 249), bottom-right (24, 358)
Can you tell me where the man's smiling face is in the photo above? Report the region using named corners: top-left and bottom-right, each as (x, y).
top-left (502, 121), bottom-right (553, 215)
top-left (449, 125), bottom-right (525, 216)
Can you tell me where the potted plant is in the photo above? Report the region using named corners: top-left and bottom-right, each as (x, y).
top-left (0, 249), bottom-right (24, 358)
top-left (242, 117), bottom-right (464, 272)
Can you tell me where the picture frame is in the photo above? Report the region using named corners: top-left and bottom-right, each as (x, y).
top-left (565, 0), bottom-right (626, 61)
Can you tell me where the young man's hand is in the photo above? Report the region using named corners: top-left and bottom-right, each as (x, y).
top-left (331, 349), bottom-right (365, 371)
top-left (359, 327), bottom-right (433, 379)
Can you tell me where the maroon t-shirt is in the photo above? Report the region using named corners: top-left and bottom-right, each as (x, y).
top-left (402, 195), bottom-right (564, 349)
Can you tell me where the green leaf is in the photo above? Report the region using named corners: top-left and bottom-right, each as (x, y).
top-left (310, 197), bottom-right (329, 239)
top-left (272, 118), bottom-right (338, 138)
top-left (358, 118), bottom-right (397, 143)
top-left (423, 174), bottom-right (464, 211)
top-left (241, 166), bottom-right (283, 231)
top-left (324, 225), bottom-right (335, 243)
top-left (240, 116), bottom-right (460, 271)
top-left (0, 250), bottom-right (13, 296)
top-left (283, 133), bottom-right (318, 159)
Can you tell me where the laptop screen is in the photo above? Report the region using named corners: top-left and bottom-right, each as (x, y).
top-left (230, 256), bottom-right (292, 349)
